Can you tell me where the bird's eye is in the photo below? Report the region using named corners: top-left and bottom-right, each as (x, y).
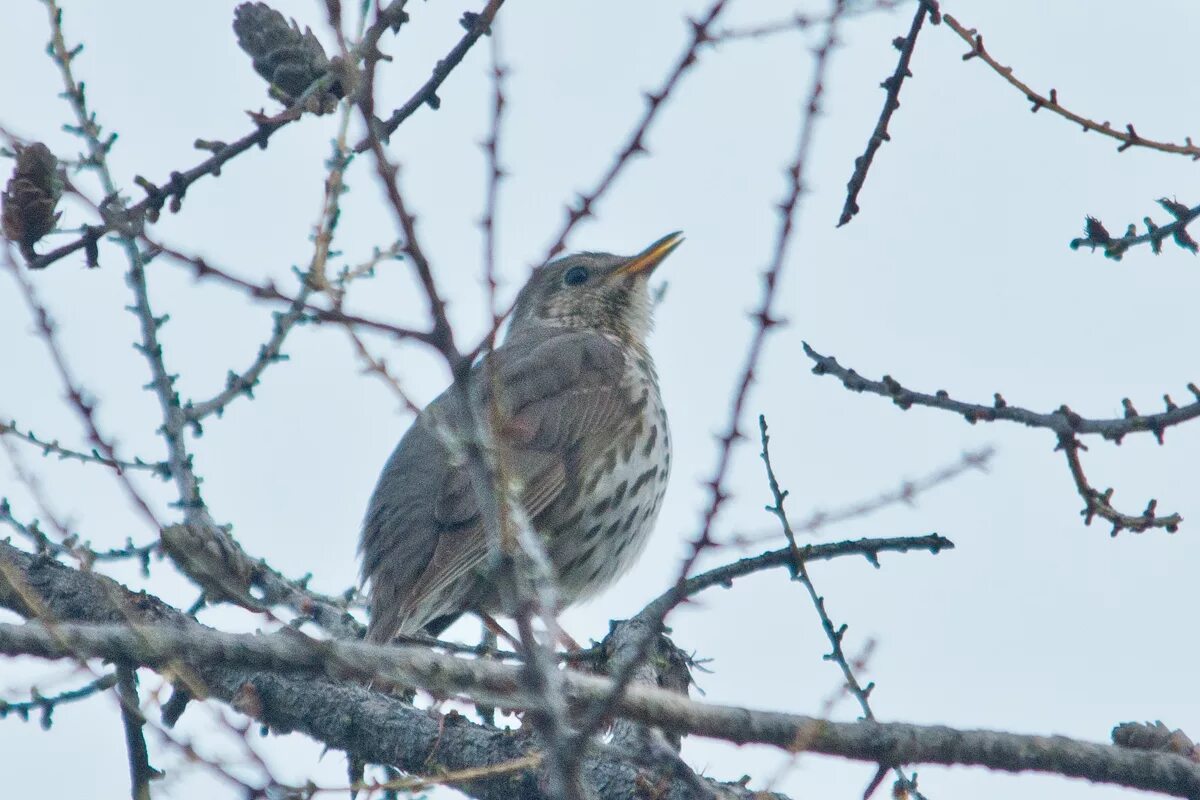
top-left (563, 265), bottom-right (590, 286)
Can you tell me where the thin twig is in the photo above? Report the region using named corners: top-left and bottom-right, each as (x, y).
top-left (183, 284), bottom-right (314, 424)
top-left (0, 419), bottom-right (169, 478)
top-left (0, 498), bottom-right (158, 572)
top-left (578, 0), bottom-right (849, 741)
top-left (735, 447), bottom-right (992, 546)
top-left (803, 342), bottom-right (1200, 441)
top-left (0, 671), bottom-right (118, 728)
top-left (838, 0), bottom-right (939, 227)
top-left (759, 416), bottom-right (923, 799)
top-left (354, 0), bottom-right (506, 152)
top-left (140, 237), bottom-right (435, 345)
top-left (342, 328), bottom-right (423, 416)
top-left (537, 0), bottom-right (734, 262)
top-left (709, 1), bottom-right (901, 44)
top-left (803, 342), bottom-right (1192, 533)
top-left (116, 665), bottom-right (158, 800)
top-left (636, 533), bottom-right (953, 627)
top-left (354, 14), bottom-right (460, 366)
top-left (1069, 198), bottom-right (1200, 261)
top-left (942, 14), bottom-right (1200, 161)
top-left (26, 0), bottom-right (488, 272)
top-left (479, 31), bottom-right (507, 336)
top-left (187, 86), bottom-right (359, 424)
top-left (1057, 433), bottom-right (1178, 535)
top-left (2, 246), bottom-right (163, 532)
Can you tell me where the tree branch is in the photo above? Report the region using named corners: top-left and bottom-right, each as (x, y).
top-left (803, 341), bottom-right (1193, 533)
top-left (2, 615), bottom-right (1200, 799)
top-left (759, 415), bottom-right (922, 798)
top-left (942, 14), bottom-right (1200, 161)
top-left (838, 0), bottom-right (940, 227)
top-left (0, 541), bottom-right (784, 800)
top-left (0, 419), bottom-right (169, 478)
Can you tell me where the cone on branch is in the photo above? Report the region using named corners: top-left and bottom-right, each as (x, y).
top-left (2, 142), bottom-right (62, 261)
top-left (233, 2), bottom-right (343, 114)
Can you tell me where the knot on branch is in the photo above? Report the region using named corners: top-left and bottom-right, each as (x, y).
top-left (1113, 721), bottom-right (1200, 762)
top-left (2, 142), bottom-right (62, 262)
top-left (1070, 198), bottom-right (1199, 260)
top-left (599, 618), bottom-right (694, 751)
top-left (160, 521), bottom-right (266, 612)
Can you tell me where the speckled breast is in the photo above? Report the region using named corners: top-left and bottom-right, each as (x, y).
top-left (548, 353), bottom-right (671, 605)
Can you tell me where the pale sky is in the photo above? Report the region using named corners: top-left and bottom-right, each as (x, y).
top-left (2, 2), bottom-right (1198, 799)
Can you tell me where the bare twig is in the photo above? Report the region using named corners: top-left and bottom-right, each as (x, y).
top-left (636, 533), bottom-right (952, 626)
top-left (942, 14), bottom-right (1200, 161)
top-left (578, 0), bottom-right (849, 741)
top-left (342, 329), bottom-right (423, 417)
top-left (0, 498), bottom-right (158, 573)
top-left (141, 237), bottom-right (435, 345)
top-left (803, 343), bottom-right (1200, 441)
top-left (537, 0), bottom-right (734, 262)
top-left (710, 1), bottom-right (900, 44)
top-left (0, 671), bottom-right (118, 728)
top-left (183, 284), bottom-right (314, 424)
top-left (27, 0), bottom-right (493, 272)
top-left (0, 418), bottom-right (169, 478)
top-left (480, 32), bottom-right (507, 335)
top-left (803, 342), bottom-right (1192, 533)
top-left (1057, 434), bottom-right (1179, 535)
top-left (188, 85), bottom-right (359, 425)
top-left (838, 0), bottom-right (939, 227)
top-left (736, 447), bottom-right (991, 545)
top-left (759, 416), bottom-right (922, 799)
top-left (1069, 198), bottom-right (1200, 261)
top-left (3, 246), bottom-right (163, 532)
top-left (116, 665), bottom-right (158, 800)
top-left (354, 18), bottom-right (460, 366)
top-left (354, 0), bottom-right (506, 152)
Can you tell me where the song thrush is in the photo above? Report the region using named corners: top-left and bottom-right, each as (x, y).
top-left (360, 233), bottom-right (682, 643)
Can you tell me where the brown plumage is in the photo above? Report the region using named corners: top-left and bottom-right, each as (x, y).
top-left (360, 233), bottom-right (682, 643)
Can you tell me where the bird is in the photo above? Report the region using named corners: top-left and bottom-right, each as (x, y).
top-left (360, 232), bottom-right (682, 644)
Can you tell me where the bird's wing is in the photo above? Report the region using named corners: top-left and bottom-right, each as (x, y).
top-left (361, 328), bottom-right (629, 642)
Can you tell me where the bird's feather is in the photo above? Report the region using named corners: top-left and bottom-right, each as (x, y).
top-left (360, 326), bottom-right (628, 642)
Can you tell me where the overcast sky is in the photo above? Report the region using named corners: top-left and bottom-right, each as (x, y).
top-left (2, 1), bottom-right (1199, 798)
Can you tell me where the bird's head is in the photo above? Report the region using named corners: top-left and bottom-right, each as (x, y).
top-left (509, 232), bottom-right (683, 347)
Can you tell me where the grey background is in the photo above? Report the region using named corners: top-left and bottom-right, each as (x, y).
top-left (1, 1), bottom-right (1197, 798)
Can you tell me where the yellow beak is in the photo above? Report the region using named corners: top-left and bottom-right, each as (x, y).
top-left (615, 231), bottom-right (684, 277)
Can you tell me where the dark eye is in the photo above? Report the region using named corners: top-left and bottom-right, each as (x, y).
top-left (563, 265), bottom-right (590, 286)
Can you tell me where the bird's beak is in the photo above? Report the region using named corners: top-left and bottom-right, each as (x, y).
top-left (615, 231), bottom-right (684, 278)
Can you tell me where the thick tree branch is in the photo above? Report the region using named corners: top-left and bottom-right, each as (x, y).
top-left (5, 534), bottom-right (1200, 798)
top-left (2, 615), bottom-right (1200, 799)
top-left (0, 541), bottom-right (782, 800)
